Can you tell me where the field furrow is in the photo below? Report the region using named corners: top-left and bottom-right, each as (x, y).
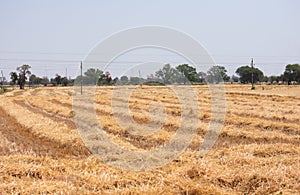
top-left (0, 85), bottom-right (299, 194)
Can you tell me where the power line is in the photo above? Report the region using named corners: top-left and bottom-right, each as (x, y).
top-left (80, 61), bottom-right (83, 95)
top-left (251, 58), bottom-right (254, 90)
top-left (0, 51), bottom-right (299, 58)
top-left (0, 58), bottom-right (295, 65)
top-left (0, 70), bottom-right (4, 87)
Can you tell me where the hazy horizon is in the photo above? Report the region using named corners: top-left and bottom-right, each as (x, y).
top-left (0, 0), bottom-right (299, 80)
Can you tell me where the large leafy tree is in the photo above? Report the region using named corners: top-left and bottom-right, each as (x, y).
top-left (206, 65), bottom-right (230, 83)
top-left (17, 64), bottom-right (31, 89)
top-left (120, 76), bottom-right (129, 83)
top-left (61, 77), bottom-right (69, 86)
top-left (98, 71), bottom-right (112, 85)
top-left (235, 65), bottom-right (264, 84)
top-left (129, 77), bottom-right (140, 85)
top-left (10, 72), bottom-right (18, 86)
top-left (155, 64), bottom-right (179, 84)
top-left (83, 68), bottom-right (103, 85)
top-left (283, 64), bottom-right (300, 85)
top-left (54, 74), bottom-right (62, 85)
top-left (77, 68), bottom-right (112, 85)
top-left (29, 74), bottom-right (42, 85)
top-left (51, 74), bottom-right (62, 86)
top-left (176, 64), bottom-right (198, 84)
top-left (10, 64), bottom-right (31, 89)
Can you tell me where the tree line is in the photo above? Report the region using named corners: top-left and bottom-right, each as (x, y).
top-left (5, 63), bottom-right (300, 89)
top-left (9, 65), bottom-right (74, 89)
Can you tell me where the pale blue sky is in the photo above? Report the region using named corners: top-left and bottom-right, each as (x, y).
top-left (0, 0), bottom-right (299, 79)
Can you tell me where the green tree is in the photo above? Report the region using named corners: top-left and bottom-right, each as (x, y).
top-left (10, 64), bottom-right (32, 89)
top-left (206, 65), bottom-right (230, 83)
top-left (98, 71), bottom-right (112, 85)
top-left (129, 77), bottom-right (140, 85)
top-left (61, 77), bottom-right (69, 86)
top-left (18, 64), bottom-right (32, 89)
top-left (235, 66), bottom-right (264, 84)
top-left (269, 75), bottom-right (278, 83)
top-left (262, 76), bottom-right (269, 83)
top-left (155, 64), bottom-right (179, 84)
top-left (83, 68), bottom-right (103, 85)
top-left (50, 78), bottom-right (57, 86)
top-left (29, 74), bottom-right (42, 85)
top-left (40, 77), bottom-right (49, 86)
top-left (176, 64), bottom-right (198, 84)
top-left (10, 72), bottom-right (18, 86)
top-left (112, 77), bottom-right (119, 85)
top-left (54, 74), bottom-right (62, 85)
top-left (50, 74), bottom-right (62, 86)
top-left (283, 64), bottom-right (300, 85)
top-left (278, 74), bottom-right (284, 83)
top-left (119, 75), bottom-right (129, 84)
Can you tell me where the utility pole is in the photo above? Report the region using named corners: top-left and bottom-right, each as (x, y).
top-left (0, 70), bottom-right (3, 88)
top-left (80, 61), bottom-right (83, 95)
top-left (138, 70), bottom-right (142, 86)
top-left (251, 58), bottom-right (255, 90)
top-left (43, 65), bottom-right (47, 78)
top-left (65, 68), bottom-right (68, 78)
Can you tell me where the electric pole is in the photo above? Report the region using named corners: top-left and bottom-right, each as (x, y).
top-left (45, 69), bottom-right (48, 78)
top-left (251, 58), bottom-right (254, 90)
top-left (138, 70), bottom-right (141, 86)
top-left (1, 70), bottom-right (3, 88)
top-left (80, 61), bottom-right (83, 95)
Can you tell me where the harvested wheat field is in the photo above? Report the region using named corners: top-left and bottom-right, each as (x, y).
top-left (0, 85), bottom-right (299, 194)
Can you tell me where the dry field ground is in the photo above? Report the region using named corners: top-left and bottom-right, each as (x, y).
top-left (0, 85), bottom-right (299, 194)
